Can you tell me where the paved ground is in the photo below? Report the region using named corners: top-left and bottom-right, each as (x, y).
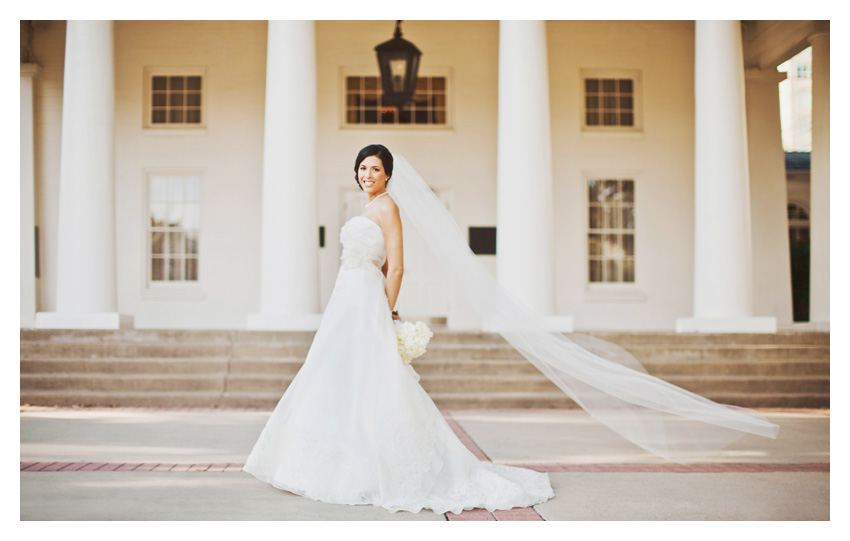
top-left (20, 406), bottom-right (830, 521)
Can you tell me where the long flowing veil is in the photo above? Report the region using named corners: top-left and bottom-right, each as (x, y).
top-left (387, 154), bottom-right (779, 463)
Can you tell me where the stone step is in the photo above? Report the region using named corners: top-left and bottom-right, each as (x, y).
top-left (643, 359), bottom-right (830, 376)
top-left (20, 373), bottom-right (225, 393)
top-left (20, 357), bottom-right (230, 375)
top-left (20, 342), bottom-right (234, 359)
top-left (20, 390), bottom-right (225, 409)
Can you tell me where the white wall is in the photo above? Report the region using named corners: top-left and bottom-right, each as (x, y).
top-left (548, 20), bottom-right (696, 330)
top-left (112, 21), bottom-right (267, 328)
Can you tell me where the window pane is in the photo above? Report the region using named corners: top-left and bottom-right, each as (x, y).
top-left (619, 96), bottom-right (633, 110)
top-left (187, 76), bottom-right (201, 90)
top-left (168, 258), bottom-right (182, 280)
top-left (589, 207), bottom-right (602, 229)
top-left (186, 109), bottom-right (201, 123)
top-left (620, 112), bottom-right (634, 126)
top-left (151, 258), bottom-right (165, 281)
top-left (152, 93), bottom-right (167, 107)
top-left (588, 180), bottom-right (604, 202)
top-left (364, 110), bottom-right (378, 124)
top-left (586, 112), bottom-right (600, 126)
top-left (414, 110), bottom-right (429, 124)
top-left (346, 94), bottom-right (360, 107)
top-left (432, 110), bottom-right (446, 124)
top-left (169, 93), bottom-right (184, 107)
top-left (152, 76), bottom-right (167, 91)
top-left (603, 180), bottom-right (618, 202)
top-left (603, 95), bottom-right (617, 109)
top-left (169, 76), bottom-right (184, 91)
top-left (622, 259), bottom-right (635, 282)
top-left (185, 232), bottom-right (199, 255)
top-left (589, 259), bottom-right (602, 282)
top-left (183, 203), bottom-right (200, 229)
top-left (622, 206), bottom-right (635, 229)
top-left (588, 234), bottom-right (602, 256)
top-left (152, 110), bottom-right (167, 124)
top-left (397, 109), bottom-right (411, 124)
top-left (150, 176), bottom-right (168, 202)
top-left (603, 112), bottom-right (618, 125)
top-left (585, 79), bottom-right (599, 92)
top-left (602, 79), bottom-right (616, 92)
top-left (186, 93), bottom-right (201, 107)
top-left (605, 259), bottom-right (620, 282)
top-left (364, 77), bottom-right (378, 91)
top-left (168, 232), bottom-right (184, 254)
top-left (619, 79), bottom-right (633, 93)
top-left (621, 180), bottom-right (635, 203)
top-left (586, 95), bottom-right (600, 109)
top-left (185, 177), bottom-right (200, 202)
top-left (603, 234), bottom-right (619, 256)
top-left (347, 109), bottom-right (360, 123)
top-left (381, 108), bottom-right (397, 124)
top-left (346, 77), bottom-right (360, 91)
top-left (432, 94), bottom-right (446, 107)
top-left (431, 77), bottom-right (445, 91)
top-left (167, 204), bottom-right (184, 227)
top-left (151, 232), bottom-right (165, 255)
top-left (169, 109), bottom-right (184, 123)
top-left (185, 258), bottom-right (198, 281)
top-left (623, 233), bottom-right (635, 256)
top-left (150, 203), bottom-right (167, 227)
top-left (168, 177), bottom-right (183, 201)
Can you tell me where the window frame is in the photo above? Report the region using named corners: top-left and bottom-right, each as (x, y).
top-left (142, 66), bottom-right (207, 131)
top-left (141, 168), bottom-right (205, 299)
top-left (338, 66), bottom-right (454, 131)
top-left (580, 68), bottom-right (643, 134)
top-left (581, 170), bottom-right (647, 303)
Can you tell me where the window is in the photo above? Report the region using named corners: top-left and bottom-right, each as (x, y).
top-left (147, 175), bottom-right (200, 284)
top-left (787, 202), bottom-right (810, 243)
top-left (344, 75), bottom-right (447, 126)
top-left (143, 68), bottom-right (205, 129)
top-left (587, 179), bottom-right (635, 283)
top-left (581, 69), bottom-right (641, 132)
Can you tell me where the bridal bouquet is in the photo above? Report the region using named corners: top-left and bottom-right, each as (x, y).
top-left (394, 320), bottom-right (434, 364)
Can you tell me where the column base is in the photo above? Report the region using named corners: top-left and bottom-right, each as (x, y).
top-left (35, 312), bottom-right (134, 330)
top-left (483, 315), bottom-right (573, 333)
top-left (246, 313), bottom-right (323, 331)
top-left (674, 316), bottom-right (777, 333)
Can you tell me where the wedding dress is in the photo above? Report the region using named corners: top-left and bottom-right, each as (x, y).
top-left (243, 214), bottom-right (554, 514)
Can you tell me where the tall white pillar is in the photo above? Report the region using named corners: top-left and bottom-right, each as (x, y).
top-left (744, 68), bottom-right (793, 329)
top-left (21, 63), bottom-right (40, 328)
top-left (495, 20), bottom-right (571, 332)
top-left (809, 31), bottom-right (829, 330)
top-left (36, 21), bottom-right (130, 329)
top-left (676, 20), bottom-right (775, 333)
top-left (247, 21), bottom-right (321, 330)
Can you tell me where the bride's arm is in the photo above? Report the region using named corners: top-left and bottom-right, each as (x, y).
top-left (380, 203), bottom-right (404, 318)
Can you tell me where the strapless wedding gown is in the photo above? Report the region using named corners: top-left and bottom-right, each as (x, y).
top-left (243, 215), bottom-right (554, 514)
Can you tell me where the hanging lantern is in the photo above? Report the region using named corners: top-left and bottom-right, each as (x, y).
top-left (374, 20), bottom-right (422, 108)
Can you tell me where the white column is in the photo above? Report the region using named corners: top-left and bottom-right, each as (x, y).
top-left (495, 20), bottom-right (571, 332)
top-left (36, 21), bottom-right (130, 329)
top-left (743, 68), bottom-right (793, 328)
top-left (21, 63), bottom-right (40, 328)
top-left (676, 20), bottom-right (775, 333)
top-left (809, 31), bottom-right (829, 330)
top-left (247, 20), bottom-right (321, 330)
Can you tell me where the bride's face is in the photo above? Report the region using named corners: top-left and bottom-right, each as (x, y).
top-left (358, 156), bottom-right (390, 195)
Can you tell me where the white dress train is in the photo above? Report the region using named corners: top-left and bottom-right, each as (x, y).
top-left (243, 215), bottom-right (554, 514)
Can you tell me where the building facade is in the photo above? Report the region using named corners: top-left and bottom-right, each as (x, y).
top-left (20, 20), bottom-right (831, 332)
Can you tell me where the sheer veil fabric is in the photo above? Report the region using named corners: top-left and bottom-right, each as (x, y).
top-left (387, 154), bottom-right (779, 463)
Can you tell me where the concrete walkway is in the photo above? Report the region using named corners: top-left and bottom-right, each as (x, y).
top-left (20, 407), bottom-right (829, 520)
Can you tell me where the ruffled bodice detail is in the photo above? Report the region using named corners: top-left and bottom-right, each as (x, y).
top-left (340, 216), bottom-right (386, 273)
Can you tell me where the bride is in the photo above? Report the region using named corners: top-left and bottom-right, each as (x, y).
top-left (243, 144), bottom-right (779, 514)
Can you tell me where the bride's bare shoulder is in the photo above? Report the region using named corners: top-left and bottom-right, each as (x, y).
top-left (376, 195), bottom-right (401, 223)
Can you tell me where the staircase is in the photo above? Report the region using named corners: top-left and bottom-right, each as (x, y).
top-left (20, 329), bottom-right (830, 409)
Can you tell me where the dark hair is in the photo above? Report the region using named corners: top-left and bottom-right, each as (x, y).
top-left (353, 144), bottom-right (394, 190)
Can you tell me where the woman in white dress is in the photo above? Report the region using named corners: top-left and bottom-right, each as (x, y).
top-left (244, 144), bottom-right (780, 514)
top-left (243, 145), bottom-right (555, 514)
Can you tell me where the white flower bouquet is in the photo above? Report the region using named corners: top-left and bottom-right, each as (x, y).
top-left (394, 320), bottom-right (434, 364)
